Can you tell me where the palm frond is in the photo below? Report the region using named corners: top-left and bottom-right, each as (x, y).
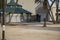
top-left (0, 0), bottom-right (2, 9)
top-left (35, 0), bottom-right (40, 3)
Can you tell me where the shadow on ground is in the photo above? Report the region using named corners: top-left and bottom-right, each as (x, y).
top-left (17, 24), bottom-right (60, 31)
top-left (6, 22), bottom-right (60, 31)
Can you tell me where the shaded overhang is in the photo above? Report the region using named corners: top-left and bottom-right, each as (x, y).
top-left (6, 7), bottom-right (32, 14)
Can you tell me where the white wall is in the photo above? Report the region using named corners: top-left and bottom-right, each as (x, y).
top-left (6, 14), bottom-right (21, 23)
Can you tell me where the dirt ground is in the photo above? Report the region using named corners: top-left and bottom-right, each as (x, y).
top-left (0, 23), bottom-right (60, 40)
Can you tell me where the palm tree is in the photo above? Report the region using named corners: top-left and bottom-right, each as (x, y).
top-left (0, 0), bottom-right (2, 9)
top-left (35, 0), bottom-right (40, 3)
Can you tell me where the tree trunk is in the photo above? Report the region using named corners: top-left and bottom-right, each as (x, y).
top-left (9, 0), bottom-right (18, 23)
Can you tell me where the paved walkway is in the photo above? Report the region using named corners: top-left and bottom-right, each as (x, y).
top-left (0, 23), bottom-right (60, 40)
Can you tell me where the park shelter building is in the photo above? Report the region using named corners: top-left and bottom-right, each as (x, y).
top-left (6, 0), bottom-right (32, 23)
top-left (0, 0), bottom-right (32, 23)
top-left (0, 0), bottom-right (60, 23)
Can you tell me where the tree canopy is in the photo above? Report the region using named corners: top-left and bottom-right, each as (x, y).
top-left (0, 0), bottom-right (2, 9)
top-left (35, 0), bottom-right (40, 3)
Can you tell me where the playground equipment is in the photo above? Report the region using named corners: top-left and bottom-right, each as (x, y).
top-left (43, 0), bottom-right (60, 27)
top-left (42, 0), bottom-right (60, 24)
top-left (48, 0), bottom-right (60, 23)
top-left (35, 0), bottom-right (60, 27)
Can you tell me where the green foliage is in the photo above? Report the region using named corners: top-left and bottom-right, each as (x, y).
top-left (35, 0), bottom-right (40, 3)
top-left (0, 0), bottom-right (2, 9)
top-left (6, 12), bottom-right (10, 15)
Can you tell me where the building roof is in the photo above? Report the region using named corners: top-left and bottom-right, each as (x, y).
top-left (6, 7), bottom-right (32, 14)
top-left (6, 7), bottom-right (14, 12)
top-left (7, 0), bottom-right (22, 7)
top-left (15, 8), bottom-right (32, 14)
top-left (0, 0), bottom-right (31, 14)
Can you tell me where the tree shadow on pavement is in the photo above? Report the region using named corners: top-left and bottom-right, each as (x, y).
top-left (19, 25), bottom-right (60, 31)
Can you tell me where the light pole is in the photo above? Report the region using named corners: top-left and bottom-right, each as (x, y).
top-left (1, 0), bottom-right (6, 40)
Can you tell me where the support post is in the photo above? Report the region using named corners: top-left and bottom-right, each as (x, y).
top-left (56, 0), bottom-right (59, 23)
top-left (48, 0), bottom-right (55, 24)
top-left (43, 18), bottom-right (46, 27)
top-left (1, 0), bottom-right (6, 40)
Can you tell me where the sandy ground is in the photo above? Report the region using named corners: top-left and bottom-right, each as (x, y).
top-left (0, 23), bottom-right (60, 40)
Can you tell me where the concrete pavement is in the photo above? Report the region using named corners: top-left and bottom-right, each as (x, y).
top-left (0, 23), bottom-right (60, 40)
